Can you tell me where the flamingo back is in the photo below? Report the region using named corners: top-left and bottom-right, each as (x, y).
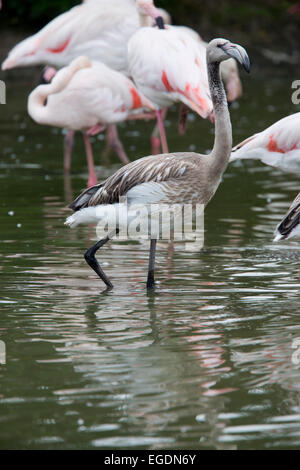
top-left (230, 113), bottom-right (300, 171)
top-left (128, 26), bottom-right (212, 118)
top-left (2, 0), bottom-right (139, 74)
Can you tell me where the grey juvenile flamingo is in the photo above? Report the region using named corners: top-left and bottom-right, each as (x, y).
top-left (65, 38), bottom-right (250, 289)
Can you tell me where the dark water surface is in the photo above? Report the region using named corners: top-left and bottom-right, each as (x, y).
top-left (1, 69), bottom-right (300, 450)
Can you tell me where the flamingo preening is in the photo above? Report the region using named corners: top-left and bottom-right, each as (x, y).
top-left (155, 13), bottom-right (243, 107)
top-left (3, 0), bottom-right (241, 166)
top-left (230, 113), bottom-right (300, 173)
top-left (2, 0), bottom-right (142, 172)
top-left (2, 0), bottom-right (139, 74)
top-left (140, 3), bottom-right (242, 142)
top-left (65, 38), bottom-right (250, 290)
top-left (128, 0), bottom-right (213, 155)
top-left (131, 1), bottom-right (241, 155)
top-left (143, 6), bottom-right (171, 26)
top-left (28, 56), bottom-right (155, 187)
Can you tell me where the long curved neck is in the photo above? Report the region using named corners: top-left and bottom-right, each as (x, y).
top-left (139, 11), bottom-right (150, 27)
top-left (27, 64), bottom-right (77, 126)
top-left (27, 84), bottom-right (54, 125)
top-left (208, 61), bottom-right (232, 178)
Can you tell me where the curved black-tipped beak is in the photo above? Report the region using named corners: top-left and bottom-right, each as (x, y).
top-left (221, 43), bottom-right (251, 73)
top-left (156, 16), bottom-right (165, 30)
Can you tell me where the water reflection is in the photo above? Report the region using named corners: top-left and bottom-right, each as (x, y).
top-left (1, 75), bottom-right (300, 449)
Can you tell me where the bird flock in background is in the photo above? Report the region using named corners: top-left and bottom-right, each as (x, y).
top-left (1, 0), bottom-right (300, 289)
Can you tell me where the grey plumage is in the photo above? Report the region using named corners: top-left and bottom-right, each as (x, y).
top-left (70, 152), bottom-right (216, 210)
top-left (274, 192), bottom-right (300, 241)
top-left (65, 38), bottom-right (251, 289)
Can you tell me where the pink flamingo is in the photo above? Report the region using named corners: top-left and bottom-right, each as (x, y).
top-left (139, 6), bottom-right (242, 143)
top-left (2, 0), bottom-right (139, 74)
top-left (27, 56), bottom-right (155, 187)
top-left (143, 6), bottom-right (171, 26)
top-left (230, 113), bottom-right (300, 173)
top-left (2, 0), bottom-right (141, 165)
top-left (128, 0), bottom-right (213, 154)
top-left (152, 12), bottom-right (243, 107)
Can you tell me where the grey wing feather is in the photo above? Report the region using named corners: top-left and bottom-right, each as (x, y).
top-left (69, 152), bottom-right (200, 211)
top-left (69, 184), bottom-right (103, 211)
top-left (277, 191), bottom-right (300, 237)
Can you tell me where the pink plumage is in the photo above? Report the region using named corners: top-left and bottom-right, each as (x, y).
top-left (128, 25), bottom-right (212, 119)
top-left (230, 113), bottom-right (300, 172)
top-left (2, 0), bottom-right (139, 75)
top-left (28, 56), bottom-right (155, 187)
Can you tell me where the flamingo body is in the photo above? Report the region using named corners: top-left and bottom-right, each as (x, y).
top-left (178, 26), bottom-right (243, 103)
top-left (28, 57), bottom-right (153, 132)
top-left (128, 26), bottom-right (212, 118)
top-left (2, 0), bottom-right (139, 74)
top-left (152, 21), bottom-right (243, 104)
top-left (230, 113), bottom-right (300, 172)
top-left (27, 56), bottom-right (154, 187)
top-left (143, 7), bottom-right (171, 26)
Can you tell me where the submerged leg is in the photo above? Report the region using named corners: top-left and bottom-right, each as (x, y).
top-left (147, 239), bottom-right (157, 289)
top-left (64, 129), bottom-right (75, 173)
top-left (178, 104), bottom-right (189, 135)
top-left (106, 125), bottom-right (130, 165)
top-left (84, 230), bottom-right (118, 289)
top-left (82, 133), bottom-right (98, 188)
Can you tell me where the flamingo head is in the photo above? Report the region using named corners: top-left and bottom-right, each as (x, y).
top-left (207, 38), bottom-right (250, 73)
top-left (136, 0), bottom-right (165, 28)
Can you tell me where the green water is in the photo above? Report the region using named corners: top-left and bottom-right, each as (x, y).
top-left (1, 68), bottom-right (300, 450)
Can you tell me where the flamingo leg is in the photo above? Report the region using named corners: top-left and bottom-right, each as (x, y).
top-left (63, 129), bottom-right (75, 173)
top-left (87, 124), bottom-right (106, 136)
top-left (147, 239), bottom-right (157, 289)
top-left (151, 121), bottom-right (161, 155)
top-left (178, 104), bottom-right (189, 136)
top-left (126, 112), bottom-right (156, 121)
top-left (155, 108), bottom-right (169, 154)
top-left (151, 135), bottom-right (161, 155)
top-left (106, 124), bottom-right (130, 164)
top-left (84, 229), bottom-right (119, 289)
top-left (82, 133), bottom-right (98, 188)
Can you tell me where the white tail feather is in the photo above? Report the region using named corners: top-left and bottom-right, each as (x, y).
top-left (65, 204), bottom-right (129, 228)
top-left (65, 207), bottom-right (100, 228)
